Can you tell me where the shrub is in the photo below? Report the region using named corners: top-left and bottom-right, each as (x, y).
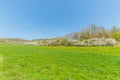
top-left (113, 31), bottom-right (120, 41)
top-left (73, 38), bottom-right (116, 46)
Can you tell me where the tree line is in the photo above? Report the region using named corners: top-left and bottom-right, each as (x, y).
top-left (66, 24), bottom-right (120, 41)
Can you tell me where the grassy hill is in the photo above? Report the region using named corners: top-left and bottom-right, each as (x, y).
top-left (0, 44), bottom-right (120, 80)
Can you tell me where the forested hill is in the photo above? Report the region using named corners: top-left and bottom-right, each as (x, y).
top-left (0, 24), bottom-right (120, 46)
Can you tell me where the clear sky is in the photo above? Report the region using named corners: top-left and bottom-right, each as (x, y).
top-left (0, 0), bottom-right (120, 40)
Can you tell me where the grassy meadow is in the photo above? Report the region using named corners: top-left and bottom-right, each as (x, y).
top-left (0, 44), bottom-right (120, 80)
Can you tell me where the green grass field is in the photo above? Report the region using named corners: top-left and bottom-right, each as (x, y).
top-left (0, 44), bottom-right (120, 80)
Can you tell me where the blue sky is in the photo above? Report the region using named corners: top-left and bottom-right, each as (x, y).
top-left (0, 0), bottom-right (120, 40)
